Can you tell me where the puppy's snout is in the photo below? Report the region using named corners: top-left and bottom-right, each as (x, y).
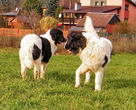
top-left (62, 37), bottom-right (66, 42)
top-left (65, 43), bottom-right (70, 49)
top-left (60, 36), bottom-right (66, 42)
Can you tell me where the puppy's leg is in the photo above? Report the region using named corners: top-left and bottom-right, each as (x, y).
top-left (40, 63), bottom-right (48, 79)
top-left (95, 69), bottom-right (104, 91)
top-left (33, 61), bottom-right (41, 80)
top-left (20, 62), bottom-right (27, 80)
top-left (19, 53), bottom-right (27, 79)
top-left (84, 71), bottom-right (91, 85)
top-left (75, 63), bottom-right (88, 88)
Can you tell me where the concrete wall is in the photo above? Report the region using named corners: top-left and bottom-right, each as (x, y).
top-left (80, 0), bottom-right (91, 6)
top-left (107, 0), bottom-right (122, 6)
top-left (80, 0), bottom-right (123, 6)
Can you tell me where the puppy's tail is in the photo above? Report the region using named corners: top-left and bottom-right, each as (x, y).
top-left (20, 43), bottom-right (34, 69)
top-left (84, 16), bottom-right (98, 36)
top-left (24, 48), bottom-right (33, 69)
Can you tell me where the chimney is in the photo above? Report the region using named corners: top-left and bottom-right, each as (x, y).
top-left (74, 2), bottom-right (81, 10)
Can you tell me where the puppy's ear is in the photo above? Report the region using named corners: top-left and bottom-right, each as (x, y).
top-left (70, 32), bottom-right (82, 40)
top-left (50, 28), bottom-right (58, 40)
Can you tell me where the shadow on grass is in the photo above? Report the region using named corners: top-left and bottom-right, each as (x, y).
top-left (46, 71), bottom-right (75, 84)
top-left (108, 79), bottom-right (136, 89)
top-left (46, 71), bottom-right (95, 90)
top-left (45, 90), bottom-right (75, 96)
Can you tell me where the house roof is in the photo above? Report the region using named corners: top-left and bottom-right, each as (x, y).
top-left (62, 6), bottom-right (121, 14)
top-left (128, 0), bottom-right (136, 6)
top-left (77, 12), bottom-right (120, 28)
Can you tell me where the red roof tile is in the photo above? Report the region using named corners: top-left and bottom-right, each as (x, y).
top-left (77, 12), bottom-right (120, 27)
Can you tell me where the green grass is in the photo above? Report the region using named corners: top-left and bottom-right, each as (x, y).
top-left (0, 48), bottom-right (136, 110)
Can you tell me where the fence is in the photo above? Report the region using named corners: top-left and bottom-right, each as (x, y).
top-left (0, 28), bottom-right (69, 38)
top-left (0, 28), bottom-right (34, 37)
top-left (98, 32), bottom-right (136, 38)
top-left (0, 28), bottom-right (136, 38)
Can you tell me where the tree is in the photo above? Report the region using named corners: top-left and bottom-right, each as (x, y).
top-left (45, 0), bottom-right (59, 17)
top-left (22, 0), bottom-right (42, 14)
top-left (0, 0), bottom-right (21, 12)
top-left (21, 0), bottom-right (43, 30)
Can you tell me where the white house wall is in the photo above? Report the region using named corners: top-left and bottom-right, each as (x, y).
top-left (107, 0), bottom-right (122, 6)
top-left (80, 0), bottom-right (91, 6)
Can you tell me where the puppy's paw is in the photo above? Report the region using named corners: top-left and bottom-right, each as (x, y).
top-left (84, 81), bottom-right (90, 85)
top-left (40, 77), bottom-right (45, 80)
top-left (95, 85), bottom-right (101, 91)
top-left (95, 88), bottom-right (101, 91)
top-left (75, 84), bottom-right (80, 88)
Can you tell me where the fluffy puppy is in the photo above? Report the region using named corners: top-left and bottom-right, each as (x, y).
top-left (19, 28), bottom-right (66, 79)
top-left (65, 16), bottom-right (112, 91)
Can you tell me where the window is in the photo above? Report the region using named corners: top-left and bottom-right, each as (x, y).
top-left (95, 1), bottom-right (99, 6)
top-left (101, 2), bottom-right (105, 6)
top-left (125, 5), bottom-right (129, 11)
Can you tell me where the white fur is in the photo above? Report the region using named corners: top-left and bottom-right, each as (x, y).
top-left (19, 29), bottom-right (57, 79)
top-left (75, 16), bottom-right (112, 91)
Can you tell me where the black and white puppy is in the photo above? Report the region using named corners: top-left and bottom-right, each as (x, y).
top-left (19, 28), bottom-right (66, 79)
top-left (65, 16), bottom-right (112, 91)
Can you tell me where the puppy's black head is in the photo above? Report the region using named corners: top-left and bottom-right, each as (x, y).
top-left (50, 28), bottom-right (66, 45)
top-left (65, 31), bottom-right (86, 54)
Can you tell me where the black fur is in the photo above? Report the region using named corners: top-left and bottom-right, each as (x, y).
top-left (32, 29), bottom-right (65, 63)
top-left (50, 28), bottom-right (66, 45)
top-left (65, 31), bottom-right (87, 54)
top-left (32, 44), bottom-right (41, 60)
top-left (102, 56), bottom-right (108, 67)
top-left (40, 37), bottom-right (52, 63)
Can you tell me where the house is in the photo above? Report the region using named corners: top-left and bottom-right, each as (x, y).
top-left (70, 12), bottom-right (120, 33)
top-left (0, 11), bottom-right (18, 27)
top-left (61, 0), bottom-right (136, 27)
top-left (80, 0), bottom-right (91, 6)
top-left (78, 0), bottom-right (135, 7)
top-left (0, 9), bottom-right (36, 29)
top-left (61, 6), bottom-right (121, 25)
top-left (11, 16), bottom-right (32, 28)
top-left (81, 0), bottom-right (122, 6)
top-left (106, 0), bottom-right (136, 24)
top-left (119, 0), bottom-right (136, 24)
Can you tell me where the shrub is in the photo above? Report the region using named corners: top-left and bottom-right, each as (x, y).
top-left (45, 0), bottom-right (59, 17)
top-left (113, 21), bottom-right (136, 34)
top-left (22, 0), bottom-right (42, 14)
top-left (39, 16), bottom-right (59, 32)
top-left (109, 35), bottom-right (136, 53)
top-left (111, 21), bottom-right (136, 53)
top-left (55, 6), bottom-right (63, 19)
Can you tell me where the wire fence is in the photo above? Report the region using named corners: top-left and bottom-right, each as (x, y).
top-left (98, 32), bottom-right (136, 38)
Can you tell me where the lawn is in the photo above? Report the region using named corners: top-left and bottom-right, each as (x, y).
top-left (0, 48), bottom-right (136, 110)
